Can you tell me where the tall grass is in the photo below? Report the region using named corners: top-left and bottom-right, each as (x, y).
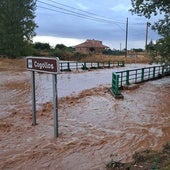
top-left (80, 54), bottom-right (149, 63)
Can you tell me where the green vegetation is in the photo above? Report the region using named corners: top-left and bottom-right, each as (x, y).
top-left (103, 48), bottom-right (144, 56)
top-left (130, 0), bottom-right (170, 65)
top-left (106, 154), bottom-right (124, 169)
top-left (0, 0), bottom-right (37, 58)
top-left (33, 42), bottom-right (50, 50)
top-left (106, 142), bottom-right (170, 170)
top-left (29, 42), bottom-right (88, 61)
top-left (103, 49), bottom-right (125, 55)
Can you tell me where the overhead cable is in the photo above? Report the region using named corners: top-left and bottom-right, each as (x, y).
top-left (37, 0), bottom-right (125, 25)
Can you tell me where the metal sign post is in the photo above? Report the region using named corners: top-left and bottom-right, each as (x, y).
top-left (31, 71), bottom-right (36, 125)
top-left (26, 56), bottom-right (60, 137)
top-left (53, 74), bottom-right (58, 137)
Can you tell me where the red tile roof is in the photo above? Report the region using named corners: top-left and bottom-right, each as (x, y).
top-left (75, 39), bottom-right (108, 48)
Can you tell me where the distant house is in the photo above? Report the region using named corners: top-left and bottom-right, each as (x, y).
top-left (74, 39), bottom-right (109, 54)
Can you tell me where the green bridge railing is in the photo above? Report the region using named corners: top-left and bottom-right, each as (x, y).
top-left (111, 65), bottom-right (170, 98)
top-left (59, 61), bottom-right (125, 71)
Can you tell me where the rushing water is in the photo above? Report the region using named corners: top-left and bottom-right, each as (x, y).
top-left (35, 64), bottom-right (154, 103)
top-left (0, 63), bottom-right (169, 170)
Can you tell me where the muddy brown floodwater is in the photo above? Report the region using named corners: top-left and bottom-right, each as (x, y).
top-left (0, 66), bottom-right (170, 170)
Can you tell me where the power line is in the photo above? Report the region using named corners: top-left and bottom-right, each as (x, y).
top-left (37, 0), bottom-right (145, 31)
top-left (38, 6), bottom-right (89, 19)
top-left (37, 5), bottom-right (120, 25)
top-left (40, 0), bottom-right (146, 26)
top-left (47, 0), bottom-right (98, 16)
top-left (47, 0), bottom-right (127, 25)
top-left (37, 0), bottom-right (126, 27)
top-left (37, 0), bottom-right (123, 25)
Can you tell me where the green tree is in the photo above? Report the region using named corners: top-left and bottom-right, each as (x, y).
top-left (146, 40), bottom-right (158, 63)
top-left (55, 44), bottom-right (67, 50)
top-left (130, 0), bottom-right (170, 65)
top-left (33, 42), bottom-right (51, 50)
top-left (0, 0), bottom-right (37, 58)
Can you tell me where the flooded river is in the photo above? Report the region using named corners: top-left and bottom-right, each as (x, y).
top-left (0, 64), bottom-right (170, 170)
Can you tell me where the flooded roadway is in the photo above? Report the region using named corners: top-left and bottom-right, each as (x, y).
top-left (0, 64), bottom-right (170, 170)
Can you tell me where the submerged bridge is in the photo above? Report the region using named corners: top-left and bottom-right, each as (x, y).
top-left (111, 65), bottom-right (170, 98)
top-left (59, 61), bottom-right (125, 71)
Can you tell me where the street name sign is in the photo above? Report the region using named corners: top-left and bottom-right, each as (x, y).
top-left (26, 56), bottom-right (59, 137)
top-left (26, 57), bottom-right (59, 74)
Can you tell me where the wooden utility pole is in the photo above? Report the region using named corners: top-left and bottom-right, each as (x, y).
top-left (145, 22), bottom-right (150, 51)
top-left (125, 17), bottom-right (128, 58)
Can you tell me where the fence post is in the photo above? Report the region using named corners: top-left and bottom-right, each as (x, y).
top-left (162, 65), bottom-right (164, 75)
top-left (148, 67), bottom-right (151, 79)
top-left (112, 73), bottom-right (120, 95)
top-left (141, 68), bottom-right (145, 81)
top-left (115, 74), bottom-right (119, 95)
top-left (60, 63), bottom-right (62, 71)
top-left (108, 61), bottom-right (110, 67)
top-left (97, 62), bottom-right (99, 68)
top-left (126, 70), bottom-right (130, 85)
top-left (67, 62), bottom-right (71, 71)
top-left (122, 61), bottom-right (125, 67)
top-left (76, 62), bottom-right (78, 70)
top-left (153, 67), bottom-right (156, 78)
top-left (82, 62), bottom-right (87, 70)
top-left (135, 70), bottom-right (137, 83)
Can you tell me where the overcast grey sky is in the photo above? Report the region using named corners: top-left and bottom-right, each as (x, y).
top-left (33, 0), bottom-right (161, 49)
